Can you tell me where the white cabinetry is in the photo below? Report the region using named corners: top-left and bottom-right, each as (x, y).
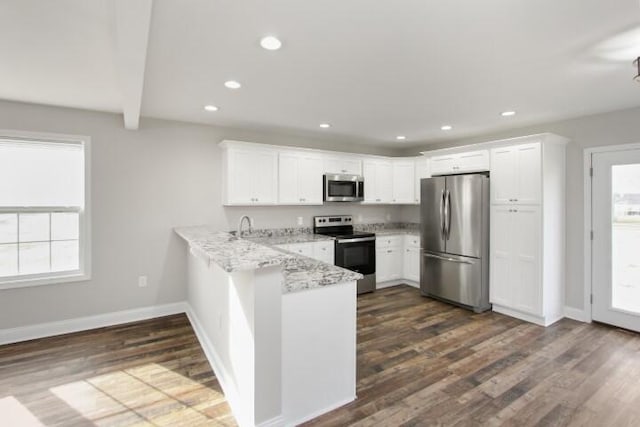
top-left (278, 151), bottom-right (324, 205)
top-left (490, 143), bottom-right (541, 205)
top-left (222, 145), bottom-right (278, 205)
top-left (362, 159), bottom-right (393, 203)
top-left (391, 159), bottom-right (416, 204)
top-left (375, 234), bottom-right (420, 287)
top-left (376, 236), bottom-right (403, 283)
top-left (488, 136), bottom-right (567, 326)
top-left (430, 150), bottom-right (489, 176)
top-left (323, 156), bottom-right (362, 175)
top-left (403, 235), bottom-right (420, 283)
top-left (414, 157), bottom-right (430, 204)
top-left (276, 241), bottom-right (335, 265)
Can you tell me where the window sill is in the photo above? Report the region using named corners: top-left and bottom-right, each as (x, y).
top-left (0, 272), bottom-right (91, 290)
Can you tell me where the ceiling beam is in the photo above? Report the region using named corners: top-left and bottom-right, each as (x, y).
top-left (113, 0), bottom-right (153, 130)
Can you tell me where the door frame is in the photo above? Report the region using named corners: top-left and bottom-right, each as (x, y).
top-left (583, 142), bottom-right (640, 324)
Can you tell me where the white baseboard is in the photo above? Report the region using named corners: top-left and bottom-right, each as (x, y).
top-left (184, 306), bottom-right (255, 427)
top-left (258, 415), bottom-right (285, 427)
top-left (0, 302), bottom-right (188, 346)
top-left (286, 395), bottom-right (356, 427)
top-left (564, 306), bottom-right (589, 323)
top-left (376, 279), bottom-right (419, 290)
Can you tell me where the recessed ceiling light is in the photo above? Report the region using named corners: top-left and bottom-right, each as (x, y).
top-left (441, 125), bottom-right (452, 131)
top-left (260, 36), bottom-right (282, 51)
top-left (319, 123), bottom-right (331, 128)
top-left (204, 105), bottom-right (219, 112)
top-left (501, 111), bottom-right (516, 117)
top-left (396, 135), bottom-right (407, 140)
top-left (224, 80), bottom-right (241, 89)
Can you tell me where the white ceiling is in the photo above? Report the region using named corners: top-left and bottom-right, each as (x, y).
top-left (1, 0), bottom-right (639, 146)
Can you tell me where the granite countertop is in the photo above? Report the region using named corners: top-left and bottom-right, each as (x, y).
top-left (175, 226), bottom-right (362, 294)
top-left (246, 233), bottom-right (334, 246)
top-left (374, 228), bottom-right (420, 236)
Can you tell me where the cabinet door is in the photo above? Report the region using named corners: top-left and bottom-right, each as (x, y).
top-left (490, 206), bottom-right (513, 306)
top-left (298, 156), bottom-right (324, 204)
top-left (404, 247), bottom-right (420, 282)
top-left (392, 160), bottom-right (415, 204)
top-left (389, 248), bottom-right (404, 280)
top-left (511, 206), bottom-right (541, 315)
top-left (278, 153), bottom-right (300, 204)
top-left (376, 248), bottom-right (390, 282)
top-left (430, 155), bottom-right (456, 176)
top-left (376, 161), bottom-right (393, 203)
top-left (252, 150), bottom-right (278, 204)
top-left (227, 149), bottom-right (257, 204)
top-left (342, 158), bottom-right (362, 175)
top-left (288, 243), bottom-right (314, 258)
top-left (457, 150), bottom-right (489, 173)
top-left (514, 143), bottom-right (541, 205)
top-left (490, 147), bottom-right (516, 204)
top-left (313, 242), bottom-right (334, 264)
top-left (414, 157), bottom-right (430, 204)
top-left (362, 161), bottom-right (378, 202)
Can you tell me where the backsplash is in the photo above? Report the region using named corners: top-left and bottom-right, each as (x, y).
top-left (231, 222), bottom-right (419, 238)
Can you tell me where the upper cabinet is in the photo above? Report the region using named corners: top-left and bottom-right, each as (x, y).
top-left (222, 144), bottom-right (278, 206)
top-left (391, 159), bottom-right (416, 204)
top-left (362, 159), bottom-right (393, 203)
top-left (278, 151), bottom-right (324, 205)
top-left (430, 150), bottom-right (489, 176)
top-left (490, 143), bottom-right (541, 205)
top-left (323, 155), bottom-right (362, 175)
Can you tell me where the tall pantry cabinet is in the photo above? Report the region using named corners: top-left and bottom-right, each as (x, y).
top-left (488, 134), bottom-right (568, 326)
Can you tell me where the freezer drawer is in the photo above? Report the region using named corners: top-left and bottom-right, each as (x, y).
top-left (420, 250), bottom-right (490, 312)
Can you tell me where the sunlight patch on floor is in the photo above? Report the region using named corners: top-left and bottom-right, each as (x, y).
top-left (0, 396), bottom-right (45, 427)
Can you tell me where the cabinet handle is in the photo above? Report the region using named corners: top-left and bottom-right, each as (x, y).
top-left (387, 250), bottom-right (392, 253)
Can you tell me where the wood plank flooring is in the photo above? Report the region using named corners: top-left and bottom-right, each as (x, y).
top-left (305, 285), bottom-right (640, 427)
top-left (2, 285), bottom-right (640, 426)
top-left (0, 314), bottom-right (236, 426)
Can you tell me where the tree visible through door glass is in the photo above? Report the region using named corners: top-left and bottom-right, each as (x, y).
top-left (612, 164), bottom-right (640, 314)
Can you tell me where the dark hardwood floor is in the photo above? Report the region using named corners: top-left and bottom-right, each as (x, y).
top-left (2, 285), bottom-right (640, 426)
top-left (0, 314), bottom-right (236, 426)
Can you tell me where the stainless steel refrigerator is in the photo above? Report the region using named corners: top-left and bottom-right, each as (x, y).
top-left (420, 174), bottom-right (491, 312)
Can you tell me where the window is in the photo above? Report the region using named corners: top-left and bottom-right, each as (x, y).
top-left (0, 131), bottom-right (90, 289)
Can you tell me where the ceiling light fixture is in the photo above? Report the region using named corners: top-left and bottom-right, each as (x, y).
top-left (204, 105), bottom-right (219, 112)
top-left (260, 36), bottom-right (282, 51)
top-left (396, 135), bottom-right (407, 141)
top-left (319, 123), bottom-right (331, 128)
top-left (501, 111), bottom-right (516, 117)
top-left (441, 125), bottom-right (452, 131)
top-left (634, 57), bottom-right (640, 82)
top-left (224, 80), bottom-right (242, 89)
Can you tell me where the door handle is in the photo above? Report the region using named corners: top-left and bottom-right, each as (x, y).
top-left (439, 189), bottom-right (446, 239)
top-left (423, 252), bottom-right (474, 265)
top-left (444, 189), bottom-right (451, 240)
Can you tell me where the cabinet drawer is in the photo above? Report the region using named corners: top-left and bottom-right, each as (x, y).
top-left (376, 235), bottom-right (403, 248)
top-left (404, 234), bottom-right (420, 248)
top-left (287, 243), bottom-right (314, 257)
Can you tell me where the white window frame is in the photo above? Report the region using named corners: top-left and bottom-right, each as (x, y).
top-left (0, 129), bottom-right (91, 290)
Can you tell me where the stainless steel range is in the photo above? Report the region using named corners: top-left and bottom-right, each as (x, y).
top-left (313, 215), bottom-right (376, 294)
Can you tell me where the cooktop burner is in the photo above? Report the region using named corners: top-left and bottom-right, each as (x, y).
top-left (313, 215), bottom-right (375, 240)
top-left (316, 230), bottom-right (375, 239)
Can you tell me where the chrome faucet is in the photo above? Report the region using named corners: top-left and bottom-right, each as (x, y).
top-left (237, 215), bottom-right (253, 237)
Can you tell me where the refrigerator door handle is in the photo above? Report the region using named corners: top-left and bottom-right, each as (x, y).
top-left (439, 189), bottom-right (446, 238)
top-left (444, 189), bottom-right (451, 240)
top-left (423, 252), bottom-right (475, 265)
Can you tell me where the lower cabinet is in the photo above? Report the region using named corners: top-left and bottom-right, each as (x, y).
top-left (376, 234), bottom-right (420, 285)
top-left (276, 241), bottom-right (335, 265)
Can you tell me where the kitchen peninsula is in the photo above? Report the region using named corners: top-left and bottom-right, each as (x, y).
top-left (175, 226), bottom-right (361, 427)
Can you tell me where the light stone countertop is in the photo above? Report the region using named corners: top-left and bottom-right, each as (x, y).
top-left (175, 226), bottom-right (362, 294)
top-left (374, 228), bottom-right (420, 236)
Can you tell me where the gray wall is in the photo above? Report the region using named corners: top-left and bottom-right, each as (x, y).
top-left (399, 106), bottom-right (640, 312)
top-left (0, 100), bottom-right (397, 329)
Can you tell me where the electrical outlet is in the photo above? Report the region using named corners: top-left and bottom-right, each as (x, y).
top-left (138, 275), bottom-right (148, 287)
top-left (297, 216), bottom-right (304, 226)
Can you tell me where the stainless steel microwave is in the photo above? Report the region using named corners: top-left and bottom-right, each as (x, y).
top-left (323, 174), bottom-right (364, 202)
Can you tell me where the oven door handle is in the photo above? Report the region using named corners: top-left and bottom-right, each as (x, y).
top-left (336, 237), bottom-right (376, 244)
